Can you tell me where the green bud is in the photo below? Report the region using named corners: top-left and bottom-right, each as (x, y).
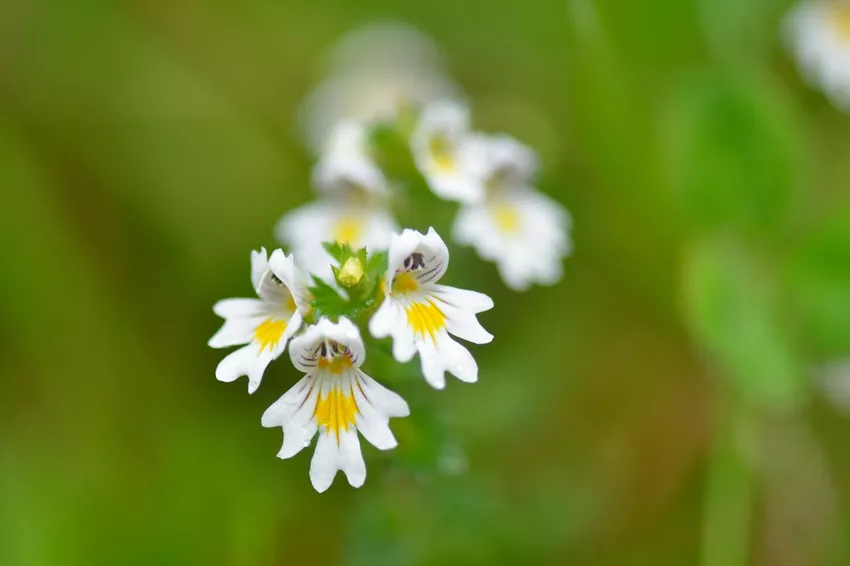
top-left (337, 256), bottom-right (365, 288)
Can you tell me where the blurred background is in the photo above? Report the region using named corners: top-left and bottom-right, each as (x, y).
top-left (2, 0), bottom-right (850, 564)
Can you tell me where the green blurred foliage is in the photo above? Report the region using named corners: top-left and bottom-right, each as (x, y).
top-left (1, 0), bottom-right (850, 565)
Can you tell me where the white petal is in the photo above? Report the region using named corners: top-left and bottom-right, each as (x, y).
top-left (215, 339), bottom-right (284, 394)
top-left (430, 285), bottom-right (494, 314)
top-left (338, 428), bottom-right (366, 488)
top-left (352, 370), bottom-right (408, 450)
top-left (370, 298), bottom-right (418, 362)
top-left (267, 249), bottom-right (309, 306)
top-left (212, 298), bottom-right (267, 319)
top-left (250, 248), bottom-right (269, 292)
top-left (441, 305), bottom-right (493, 345)
top-left (418, 333), bottom-right (478, 389)
top-left (262, 376), bottom-right (320, 459)
top-left (208, 316), bottom-right (261, 348)
top-left (310, 432), bottom-right (341, 493)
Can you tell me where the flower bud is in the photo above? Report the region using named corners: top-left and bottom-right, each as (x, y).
top-left (337, 256), bottom-right (365, 288)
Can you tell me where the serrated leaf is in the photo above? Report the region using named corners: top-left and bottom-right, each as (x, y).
top-left (308, 276), bottom-right (350, 321)
top-left (321, 241), bottom-right (349, 264)
top-left (366, 250), bottom-right (389, 280)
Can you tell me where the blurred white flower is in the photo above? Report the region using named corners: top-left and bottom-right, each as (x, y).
top-left (369, 228), bottom-right (494, 389)
top-left (312, 120), bottom-right (388, 197)
top-left (453, 135), bottom-right (572, 291)
top-left (262, 317), bottom-right (409, 493)
top-left (209, 248), bottom-right (309, 394)
top-left (786, 0), bottom-right (850, 110)
top-left (276, 200), bottom-right (398, 280)
top-left (301, 22), bottom-right (459, 150)
top-left (816, 360), bottom-right (850, 414)
top-left (411, 100), bottom-right (489, 203)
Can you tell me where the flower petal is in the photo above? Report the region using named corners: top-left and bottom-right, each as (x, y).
top-left (263, 377), bottom-right (320, 459)
top-left (215, 337), bottom-right (286, 394)
top-left (418, 332), bottom-right (478, 389)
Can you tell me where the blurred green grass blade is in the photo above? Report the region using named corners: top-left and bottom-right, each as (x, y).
top-left (701, 403), bottom-right (752, 566)
top-left (683, 238), bottom-right (806, 408)
top-left (663, 71), bottom-right (799, 235)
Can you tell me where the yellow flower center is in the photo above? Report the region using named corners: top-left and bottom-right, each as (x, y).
top-left (332, 217), bottom-right (362, 244)
top-left (405, 300), bottom-right (447, 340)
top-left (315, 386), bottom-right (358, 439)
top-left (392, 272), bottom-right (419, 294)
top-left (254, 318), bottom-right (287, 353)
top-left (492, 203), bottom-right (521, 234)
top-left (832, 2), bottom-right (850, 40)
top-left (429, 135), bottom-right (456, 172)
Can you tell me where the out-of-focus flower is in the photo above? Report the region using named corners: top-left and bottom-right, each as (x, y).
top-left (301, 22), bottom-right (459, 150)
top-left (816, 360), bottom-right (850, 414)
top-left (411, 100), bottom-right (489, 203)
top-left (369, 228), bottom-right (494, 389)
top-left (312, 120), bottom-right (388, 197)
top-left (209, 249), bottom-right (309, 394)
top-left (262, 317), bottom-right (410, 493)
top-left (453, 135), bottom-right (572, 291)
top-left (786, 0), bottom-right (850, 110)
top-left (276, 200), bottom-right (398, 280)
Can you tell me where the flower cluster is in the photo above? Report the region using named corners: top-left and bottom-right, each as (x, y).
top-left (208, 24), bottom-right (571, 492)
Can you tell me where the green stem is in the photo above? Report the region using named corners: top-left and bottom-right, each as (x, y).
top-left (701, 398), bottom-right (753, 566)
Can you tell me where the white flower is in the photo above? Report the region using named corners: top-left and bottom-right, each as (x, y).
top-left (453, 135), bottom-right (572, 291)
top-left (312, 120), bottom-right (388, 197)
top-left (276, 200), bottom-right (398, 280)
top-left (369, 228), bottom-right (494, 389)
top-left (209, 249), bottom-right (309, 394)
top-left (786, 0), bottom-right (850, 110)
top-left (410, 100), bottom-right (488, 204)
top-left (262, 317), bottom-right (410, 493)
top-left (301, 22), bottom-right (458, 150)
top-left (815, 360), bottom-right (850, 414)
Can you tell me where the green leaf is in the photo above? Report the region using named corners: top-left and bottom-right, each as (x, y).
top-left (662, 71), bottom-right (799, 235)
top-left (321, 241), bottom-right (350, 264)
top-left (366, 250), bottom-right (389, 281)
top-left (785, 208), bottom-right (850, 356)
top-left (683, 238), bottom-right (807, 408)
top-left (308, 276), bottom-right (350, 321)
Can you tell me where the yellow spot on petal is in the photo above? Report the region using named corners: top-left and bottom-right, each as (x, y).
top-left (405, 299), bottom-right (447, 341)
top-left (317, 356), bottom-right (352, 375)
top-left (315, 386), bottom-right (358, 439)
top-left (492, 203), bottom-right (521, 234)
top-left (286, 293), bottom-right (297, 313)
top-left (429, 135), bottom-right (456, 172)
top-left (392, 272), bottom-right (419, 294)
top-left (332, 217), bottom-right (362, 244)
top-left (832, 2), bottom-right (850, 41)
top-left (254, 318), bottom-right (287, 353)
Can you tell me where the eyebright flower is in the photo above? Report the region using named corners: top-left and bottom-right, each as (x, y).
top-left (301, 22), bottom-right (458, 150)
top-left (209, 248), bottom-right (308, 394)
top-left (276, 200), bottom-right (398, 280)
top-left (312, 120), bottom-right (389, 197)
top-left (411, 100), bottom-right (488, 204)
top-left (369, 228), bottom-right (494, 389)
top-left (453, 135), bottom-right (572, 291)
top-left (786, 0), bottom-right (850, 110)
top-left (262, 317), bottom-right (410, 492)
